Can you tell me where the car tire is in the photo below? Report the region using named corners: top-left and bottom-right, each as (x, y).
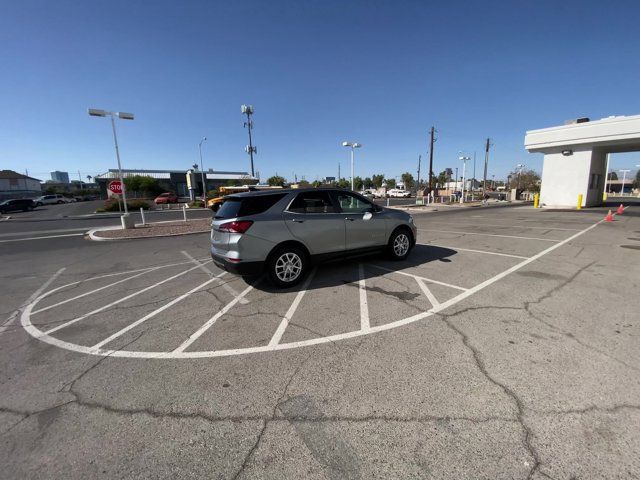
top-left (36, 202), bottom-right (42, 207)
top-left (387, 228), bottom-right (412, 261)
top-left (57, 200), bottom-right (63, 204)
top-left (267, 245), bottom-right (308, 288)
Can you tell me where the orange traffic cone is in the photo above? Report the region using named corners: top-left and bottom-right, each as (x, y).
top-left (605, 210), bottom-right (614, 222)
top-left (617, 204), bottom-right (624, 215)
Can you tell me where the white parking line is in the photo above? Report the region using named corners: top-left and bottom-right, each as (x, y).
top-left (91, 271), bottom-right (226, 350)
top-left (418, 229), bottom-right (560, 242)
top-left (268, 269), bottom-right (317, 347)
top-left (359, 263), bottom-right (370, 331)
top-left (172, 280), bottom-right (258, 353)
top-left (416, 278), bottom-right (440, 307)
top-left (0, 233), bottom-right (85, 243)
top-left (417, 242), bottom-right (529, 260)
top-left (0, 227), bottom-right (91, 238)
top-left (42, 261), bottom-right (212, 336)
top-left (32, 268), bottom-right (161, 314)
top-left (0, 268), bottom-right (66, 336)
top-left (181, 250), bottom-right (248, 304)
top-left (368, 264), bottom-right (468, 291)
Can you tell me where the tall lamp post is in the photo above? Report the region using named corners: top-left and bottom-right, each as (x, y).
top-left (459, 155), bottom-right (470, 203)
top-left (516, 164), bottom-right (526, 189)
top-left (88, 108), bottom-right (134, 229)
top-left (198, 137), bottom-right (207, 202)
top-left (342, 141), bottom-right (362, 191)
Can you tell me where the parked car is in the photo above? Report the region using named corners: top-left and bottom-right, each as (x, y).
top-left (34, 194), bottom-right (69, 206)
top-left (0, 198), bottom-right (35, 213)
top-left (388, 189), bottom-right (411, 198)
top-left (210, 188), bottom-right (417, 287)
top-left (359, 190), bottom-right (375, 200)
top-left (154, 192), bottom-right (178, 204)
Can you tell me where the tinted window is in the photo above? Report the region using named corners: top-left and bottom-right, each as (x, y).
top-left (288, 192), bottom-right (336, 214)
top-left (335, 192), bottom-right (372, 213)
top-left (215, 193), bottom-right (287, 219)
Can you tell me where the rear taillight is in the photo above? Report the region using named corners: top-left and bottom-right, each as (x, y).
top-left (218, 220), bottom-right (253, 234)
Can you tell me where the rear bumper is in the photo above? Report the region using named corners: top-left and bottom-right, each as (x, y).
top-left (211, 252), bottom-right (264, 276)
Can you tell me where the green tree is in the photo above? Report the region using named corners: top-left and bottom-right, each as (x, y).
top-left (336, 178), bottom-right (350, 189)
top-left (267, 175), bottom-right (287, 187)
top-left (226, 179), bottom-right (240, 187)
top-left (371, 174), bottom-right (385, 189)
top-left (401, 172), bottom-right (415, 189)
top-left (362, 177), bottom-right (372, 189)
top-left (607, 172), bottom-right (618, 181)
top-left (436, 171), bottom-right (448, 187)
top-left (139, 176), bottom-right (162, 195)
top-left (352, 176), bottom-right (364, 190)
top-left (386, 178), bottom-right (396, 189)
top-left (633, 170), bottom-right (640, 189)
top-left (508, 169), bottom-right (541, 191)
top-left (124, 175), bottom-right (160, 197)
top-left (297, 180), bottom-right (311, 188)
top-left (311, 180), bottom-right (322, 188)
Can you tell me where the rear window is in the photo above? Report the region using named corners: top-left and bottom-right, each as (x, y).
top-left (215, 193), bottom-right (287, 219)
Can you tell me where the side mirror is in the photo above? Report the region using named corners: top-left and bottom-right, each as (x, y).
top-left (363, 211), bottom-right (373, 221)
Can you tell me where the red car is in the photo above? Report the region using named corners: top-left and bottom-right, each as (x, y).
top-left (154, 192), bottom-right (178, 204)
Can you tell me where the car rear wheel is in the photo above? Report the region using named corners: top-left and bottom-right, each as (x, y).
top-left (387, 229), bottom-right (412, 261)
top-left (267, 246), bottom-right (307, 288)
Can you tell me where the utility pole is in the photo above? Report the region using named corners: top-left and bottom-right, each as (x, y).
top-left (416, 154), bottom-right (421, 193)
top-left (242, 105), bottom-right (256, 177)
top-left (338, 162), bottom-right (341, 181)
top-left (482, 138), bottom-right (490, 198)
top-left (473, 151), bottom-right (476, 191)
top-left (428, 126), bottom-right (435, 195)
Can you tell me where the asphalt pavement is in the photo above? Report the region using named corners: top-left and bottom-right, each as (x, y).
top-left (1, 201), bottom-right (639, 479)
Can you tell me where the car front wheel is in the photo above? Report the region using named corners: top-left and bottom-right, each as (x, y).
top-left (388, 229), bottom-right (412, 260)
top-left (267, 246), bottom-right (307, 288)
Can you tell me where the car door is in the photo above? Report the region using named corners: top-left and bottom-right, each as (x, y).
top-left (333, 191), bottom-right (387, 250)
top-left (283, 191), bottom-right (345, 255)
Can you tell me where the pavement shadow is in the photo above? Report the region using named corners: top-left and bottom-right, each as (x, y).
top-left (251, 244), bottom-right (457, 294)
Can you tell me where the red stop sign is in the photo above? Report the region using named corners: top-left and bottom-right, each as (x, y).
top-left (108, 181), bottom-right (123, 194)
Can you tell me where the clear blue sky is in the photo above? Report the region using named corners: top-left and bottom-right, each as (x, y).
top-left (2, 0), bottom-right (639, 183)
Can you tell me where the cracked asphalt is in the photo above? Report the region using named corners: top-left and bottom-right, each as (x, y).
top-left (1, 202), bottom-right (639, 479)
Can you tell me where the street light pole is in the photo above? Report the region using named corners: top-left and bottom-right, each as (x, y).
top-left (342, 141), bottom-right (362, 191)
top-left (459, 156), bottom-right (470, 204)
top-left (89, 108), bottom-right (134, 228)
top-left (109, 115), bottom-right (129, 215)
top-left (199, 137), bottom-right (207, 202)
top-left (516, 163), bottom-right (525, 190)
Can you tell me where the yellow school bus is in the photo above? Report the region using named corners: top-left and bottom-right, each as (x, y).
top-left (207, 185), bottom-right (283, 211)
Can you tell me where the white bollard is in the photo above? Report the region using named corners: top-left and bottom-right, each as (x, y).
top-left (183, 204), bottom-right (187, 222)
top-left (140, 207), bottom-right (146, 225)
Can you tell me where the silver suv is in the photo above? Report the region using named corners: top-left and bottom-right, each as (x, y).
top-left (211, 188), bottom-right (417, 287)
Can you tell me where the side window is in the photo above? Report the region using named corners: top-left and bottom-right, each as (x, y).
top-left (288, 192), bottom-right (336, 214)
top-left (239, 193), bottom-right (288, 216)
top-left (335, 192), bottom-right (372, 213)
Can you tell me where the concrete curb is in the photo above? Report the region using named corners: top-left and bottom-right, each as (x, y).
top-left (389, 201), bottom-right (530, 212)
top-left (86, 224), bottom-right (210, 242)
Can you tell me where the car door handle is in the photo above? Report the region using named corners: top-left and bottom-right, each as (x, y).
top-left (345, 217), bottom-right (355, 221)
top-left (291, 218), bottom-right (305, 223)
